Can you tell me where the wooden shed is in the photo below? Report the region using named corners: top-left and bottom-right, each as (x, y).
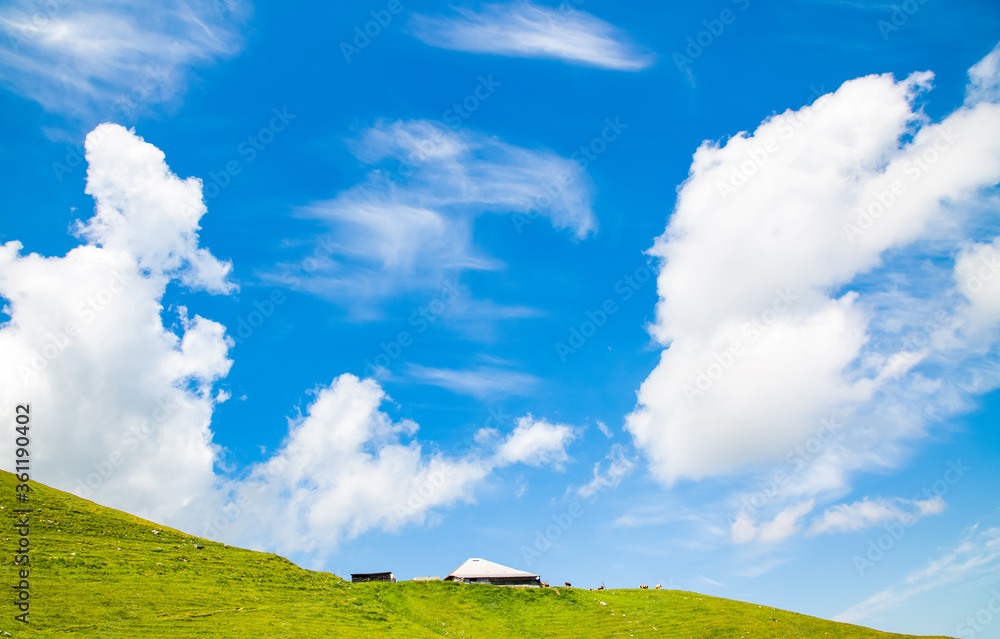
top-left (351, 572), bottom-right (396, 583)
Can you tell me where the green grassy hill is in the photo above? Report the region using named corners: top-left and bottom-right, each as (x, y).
top-left (0, 471), bottom-right (951, 638)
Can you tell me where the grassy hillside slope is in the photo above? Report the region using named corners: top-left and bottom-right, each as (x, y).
top-left (0, 471), bottom-right (951, 638)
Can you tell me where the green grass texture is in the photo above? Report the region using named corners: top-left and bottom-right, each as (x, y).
top-left (0, 471), bottom-right (953, 638)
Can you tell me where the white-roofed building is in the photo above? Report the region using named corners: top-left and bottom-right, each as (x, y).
top-left (443, 558), bottom-right (541, 587)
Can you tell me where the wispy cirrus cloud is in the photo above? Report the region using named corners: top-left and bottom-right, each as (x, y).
top-left (279, 119), bottom-right (595, 305)
top-left (405, 363), bottom-right (541, 399)
top-left (807, 496), bottom-right (945, 536)
top-left (0, 0), bottom-right (246, 123)
top-left (410, 2), bottom-right (653, 71)
top-left (836, 523), bottom-right (1000, 625)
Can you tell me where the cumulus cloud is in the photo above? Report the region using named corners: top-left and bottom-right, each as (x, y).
top-left (283, 119), bottom-right (594, 303)
top-left (0, 124), bottom-right (580, 558)
top-left (0, 0), bottom-right (245, 122)
top-left (221, 374), bottom-right (493, 555)
top-left (222, 376), bottom-right (580, 557)
top-left (411, 2), bottom-right (653, 71)
top-left (0, 124), bottom-right (234, 524)
top-left (626, 45), bottom-right (1000, 539)
top-left (493, 416), bottom-right (577, 468)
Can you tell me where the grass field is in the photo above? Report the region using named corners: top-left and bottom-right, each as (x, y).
top-left (0, 471), bottom-right (953, 638)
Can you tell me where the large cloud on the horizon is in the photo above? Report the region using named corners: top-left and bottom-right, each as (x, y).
top-left (0, 123), bottom-right (235, 524)
top-left (626, 44), bottom-right (1000, 535)
top-left (218, 376), bottom-right (578, 557)
top-left (0, 124), bottom-right (578, 555)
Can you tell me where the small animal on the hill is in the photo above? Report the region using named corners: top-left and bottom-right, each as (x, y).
top-left (541, 582), bottom-right (549, 587)
top-left (655, 584), bottom-right (662, 589)
top-left (597, 582), bottom-right (605, 591)
top-left (640, 584), bottom-right (648, 589)
top-left (564, 582), bottom-right (571, 587)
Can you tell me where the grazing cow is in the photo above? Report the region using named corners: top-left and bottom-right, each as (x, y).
top-left (640, 585), bottom-right (648, 589)
top-left (597, 584), bottom-right (604, 591)
top-left (655, 584), bottom-right (662, 589)
top-left (541, 582), bottom-right (549, 587)
top-left (564, 582), bottom-right (571, 588)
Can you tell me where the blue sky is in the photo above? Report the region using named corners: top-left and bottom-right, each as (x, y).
top-left (1, 0), bottom-right (1000, 635)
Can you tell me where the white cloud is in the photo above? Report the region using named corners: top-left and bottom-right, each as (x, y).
top-left (410, 2), bottom-right (652, 71)
top-left (285, 119), bottom-right (594, 303)
top-left (214, 382), bottom-right (581, 558)
top-left (81, 123), bottom-right (235, 293)
top-left (0, 0), bottom-right (245, 122)
top-left (953, 237), bottom-right (1000, 334)
top-left (493, 415), bottom-right (577, 468)
top-left (733, 500), bottom-right (815, 545)
top-left (0, 124), bottom-right (234, 524)
top-left (575, 443), bottom-right (634, 499)
top-left (807, 496), bottom-right (945, 536)
top-left (405, 363), bottom-right (540, 398)
top-left (967, 42), bottom-right (1000, 106)
top-left (758, 500), bottom-right (816, 543)
top-left (837, 524), bottom-right (1000, 625)
top-left (0, 124), bottom-right (580, 560)
top-left (596, 419), bottom-right (613, 438)
top-left (222, 374), bottom-right (492, 555)
top-left (626, 45), bottom-right (1000, 520)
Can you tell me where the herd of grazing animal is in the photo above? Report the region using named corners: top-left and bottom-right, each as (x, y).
top-left (540, 579), bottom-right (663, 591)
